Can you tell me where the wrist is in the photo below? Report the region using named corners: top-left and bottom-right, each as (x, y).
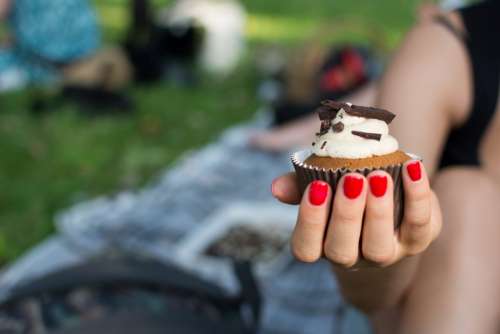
top-left (331, 255), bottom-right (421, 314)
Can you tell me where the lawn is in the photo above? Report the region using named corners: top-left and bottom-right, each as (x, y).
top-left (0, 0), bottom-right (419, 264)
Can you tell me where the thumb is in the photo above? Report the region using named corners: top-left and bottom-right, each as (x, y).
top-left (272, 172), bottom-right (302, 205)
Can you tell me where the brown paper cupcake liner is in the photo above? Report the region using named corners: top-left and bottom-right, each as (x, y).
top-left (291, 150), bottom-right (421, 229)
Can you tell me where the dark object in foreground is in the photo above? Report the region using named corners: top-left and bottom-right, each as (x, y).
top-left (0, 254), bottom-right (260, 334)
top-left (31, 85), bottom-right (134, 116)
top-left (123, 0), bottom-right (203, 84)
top-left (61, 85), bottom-right (134, 114)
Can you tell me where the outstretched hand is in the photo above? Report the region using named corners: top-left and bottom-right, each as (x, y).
top-left (272, 160), bottom-right (442, 268)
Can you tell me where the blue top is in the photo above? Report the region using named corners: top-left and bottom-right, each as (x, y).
top-left (0, 0), bottom-right (100, 87)
top-left (9, 0), bottom-right (100, 62)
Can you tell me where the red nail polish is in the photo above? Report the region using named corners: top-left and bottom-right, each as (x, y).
top-left (369, 175), bottom-right (387, 197)
top-left (407, 161), bottom-right (422, 181)
top-left (309, 180), bottom-right (329, 206)
top-left (343, 176), bottom-right (364, 199)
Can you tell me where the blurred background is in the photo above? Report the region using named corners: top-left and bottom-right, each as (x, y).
top-left (0, 0), bottom-right (469, 332)
top-left (0, 0), bottom-right (423, 266)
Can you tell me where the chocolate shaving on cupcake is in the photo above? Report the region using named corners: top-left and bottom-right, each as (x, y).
top-left (317, 119), bottom-right (332, 135)
top-left (292, 99), bottom-right (415, 228)
top-left (332, 122), bottom-right (344, 133)
top-left (321, 100), bottom-right (351, 114)
top-left (319, 100), bottom-right (396, 125)
top-left (317, 105), bottom-right (338, 120)
top-left (351, 131), bottom-right (382, 141)
top-left (346, 105), bottom-right (395, 124)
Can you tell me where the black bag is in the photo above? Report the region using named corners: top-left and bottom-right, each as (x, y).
top-left (123, 0), bottom-right (203, 83)
top-left (0, 255), bottom-right (260, 334)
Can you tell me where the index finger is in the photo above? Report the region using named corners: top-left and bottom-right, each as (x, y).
top-left (271, 172), bottom-right (301, 205)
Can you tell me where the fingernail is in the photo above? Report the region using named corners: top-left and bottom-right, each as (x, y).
top-left (343, 175), bottom-right (364, 199)
top-left (407, 161), bottom-right (422, 181)
top-left (369, 175), bottom-right (387, 197)
top-left (309, 180), bottom-right (329, 206)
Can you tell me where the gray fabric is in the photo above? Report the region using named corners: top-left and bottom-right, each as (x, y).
top-left (0, 114), bottom-right (371, 334)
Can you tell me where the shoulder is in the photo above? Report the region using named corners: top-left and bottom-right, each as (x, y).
top-left (395, 12), bottom-right (466, 71)
top-left (383, 12), bottom-right (471, 125)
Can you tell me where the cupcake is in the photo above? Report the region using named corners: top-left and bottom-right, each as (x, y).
top-left (292, 100), bottom-right (416, 227)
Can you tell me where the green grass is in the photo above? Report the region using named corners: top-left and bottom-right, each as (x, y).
top-left (0, 0), bottom-right (419, 264)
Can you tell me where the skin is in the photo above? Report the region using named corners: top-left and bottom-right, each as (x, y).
top-left (273, 12), bottom-right (500, 333)
top-left (0, 0), bottom-right (10, 20)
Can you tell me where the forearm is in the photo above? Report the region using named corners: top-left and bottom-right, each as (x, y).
top-left (333, 256), bottom-right (420, 314)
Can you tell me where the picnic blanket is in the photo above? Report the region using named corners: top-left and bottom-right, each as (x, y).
top-left (0, 113), bottom-right (371, 334)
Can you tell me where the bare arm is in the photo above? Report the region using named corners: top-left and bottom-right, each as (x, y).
top-left (332, 17), bottom-right (471, 313)
top-left (380, 16), bottom-right (471, 174)
top-left (0, 0), bottom-right (10, 20)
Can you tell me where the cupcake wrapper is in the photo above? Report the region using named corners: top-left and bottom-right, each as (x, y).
top-left (291, 150), bottom-right (421, 229)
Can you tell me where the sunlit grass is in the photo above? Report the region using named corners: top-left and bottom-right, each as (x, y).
top-left (93, 0), bottom-right (417, 47)
top-left (246, 13), bottom-right (402, 50)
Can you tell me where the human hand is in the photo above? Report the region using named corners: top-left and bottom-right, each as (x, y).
top-left (272, 160), bottom-right (442, 268)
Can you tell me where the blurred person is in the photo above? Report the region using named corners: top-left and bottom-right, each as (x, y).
top-left (158, 0), bottom-right (246, 75)
top-left (272, 0), bottom-right (500, 333)
top-left (124, 0), bottom-right (246, 84)
top-left (123, 0), bottom-right (204, 84)
top-left (249, 1), bottom-right (463, 152)
top-left (0, 0), bottom-right (100, 91)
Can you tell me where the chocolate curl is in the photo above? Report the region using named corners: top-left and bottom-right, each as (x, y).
top-left (317, 119), bottom-right (331, 135)
top-left (332, 122), bottom-right (344, 133)
top-left (321, 100), bottom-right (352, 112)
top-left (318, 100), bottom-right (353, 120)
top-left (351, 131), bottom-right (382, 141)
top-left (346, 105), bottom-right (396, 124)
top-left (317, 105), bottom-right (338, 121)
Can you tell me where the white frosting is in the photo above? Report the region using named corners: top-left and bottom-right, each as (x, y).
top-left (312, 107), bottom-right (398, 159)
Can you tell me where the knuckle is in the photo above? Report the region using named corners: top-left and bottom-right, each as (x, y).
top-left (299, 218), bottom-right (318, 229)
top-left (333, 210), bottom-right (360, 225)
top-left (406, 186), bottom-right (431, 203)
top-left (366, 205), bottom-right (391, 222)
top-left (404, 206), bottom-right (431, 227)
top-left (324, 248), bottom-right (357, 268)
top-left (362, 248), bottom-right (394, 266)
top-left (404, 226), bottom-right (429, 244)
top-left (298, 214), bottom-right (325, 230)
top-left (402, 225), bottom-right (432, 255)
top-left (405, 239), bottom-right (431, 256)
top-left (291, 246), bottom-right (320, 263)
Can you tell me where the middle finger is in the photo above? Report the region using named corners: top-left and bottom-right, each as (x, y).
top-left (324, 173), bottom-right (367, 268)
top-left (362, 171), bottom-right (396, 266)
